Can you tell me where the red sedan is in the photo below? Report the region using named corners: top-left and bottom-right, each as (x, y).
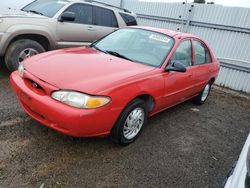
top-left (10, 27), bottom-right (219, 145)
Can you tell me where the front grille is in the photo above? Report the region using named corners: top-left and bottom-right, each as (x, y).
top-left (24, 78), bottom-right (46, 95)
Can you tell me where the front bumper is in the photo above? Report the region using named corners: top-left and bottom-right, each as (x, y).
top-left (10, 71), bottom-right (122, 137)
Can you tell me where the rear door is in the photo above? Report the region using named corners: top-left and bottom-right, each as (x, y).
top-left (190, 40), bottom-right (213, 93)
top-left (93, 6), bottom-right (119, 39)
top-left (56, 3), bottom-right (96, 48)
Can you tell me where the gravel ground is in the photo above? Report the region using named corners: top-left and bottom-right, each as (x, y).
top-left (0, 63), bottom-right (249, 188)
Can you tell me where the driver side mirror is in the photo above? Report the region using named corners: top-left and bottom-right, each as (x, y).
top-left (58, 12), bottom-right (75, 22)
top-left (165, 61), bottom-right (186, 72)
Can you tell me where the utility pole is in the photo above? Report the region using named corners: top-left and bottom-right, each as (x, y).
top-left (181, 0), bottom-right (188, 32)
top-left (120, 0), bottom-right (124, 8)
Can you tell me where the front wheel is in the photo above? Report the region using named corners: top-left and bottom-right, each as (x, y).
top-left (193, 82), bottom-right (211, 105)
top-left (110, 98), bottom-right (148, 146)
top-left (5, 39), bottom-right (45, 71)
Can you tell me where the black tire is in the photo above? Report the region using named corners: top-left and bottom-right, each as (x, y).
top-left (5, 39), bottom-right (45, 71)
top-left (193, 82), bottom-right (211, 105)
top-left (110, 98), bottom-right (148, 146)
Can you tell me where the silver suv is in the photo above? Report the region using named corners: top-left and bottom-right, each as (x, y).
top-left (0, 0), bottom-right (137, 71)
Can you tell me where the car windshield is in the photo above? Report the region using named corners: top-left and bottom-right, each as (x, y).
top-left (93, 28), bottom-right (174, 67)
top-left (22, 0), bottom-right (69, 17)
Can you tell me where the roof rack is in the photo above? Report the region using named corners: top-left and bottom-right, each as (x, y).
top-left (85, 0), bottom-right (131, 13)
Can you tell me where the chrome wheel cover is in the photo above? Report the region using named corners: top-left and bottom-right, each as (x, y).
top-left (123, 107), bottom-right (145, 140)
top-left (201, 84), bottom-right (210, 102)
top-left (18, 48), bottom-right (39, 63)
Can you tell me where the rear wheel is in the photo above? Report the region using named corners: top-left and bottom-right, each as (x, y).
top-left (193, 82), bottom-right (211, 105)
top-left (110, 98), bottom-right (148, 146)
top-left (5, 39), bottom-right (45, 71)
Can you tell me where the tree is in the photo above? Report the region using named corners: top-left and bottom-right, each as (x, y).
top-left (193, 0), bottom-right (206, 3)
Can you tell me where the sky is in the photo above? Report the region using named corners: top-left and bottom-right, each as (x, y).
top-left (139, 0), bottom-right (250, 8)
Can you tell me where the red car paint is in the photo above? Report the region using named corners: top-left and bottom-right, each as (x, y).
top-left (10, 27), bottom-right (219, 137)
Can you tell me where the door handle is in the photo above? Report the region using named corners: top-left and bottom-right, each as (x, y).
top-left (87, 26), bottom-right (95, 31)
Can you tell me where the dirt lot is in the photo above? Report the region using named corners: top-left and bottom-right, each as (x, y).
top-left (0, 63), bottom-right (249, 188)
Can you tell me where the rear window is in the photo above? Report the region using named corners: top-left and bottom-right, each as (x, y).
top-left (94, 7), bottom-right (118, 28)
top-left (119, 12), bottom-right (137, 26)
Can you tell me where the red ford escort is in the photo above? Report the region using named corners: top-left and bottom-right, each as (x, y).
top-left (10, 27), bottom-right (219, 145)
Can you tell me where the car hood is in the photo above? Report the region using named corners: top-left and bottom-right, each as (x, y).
top-left (0, 9), bottom-right (46, 18)
top-left (24, 47), bottom-right (156, 94)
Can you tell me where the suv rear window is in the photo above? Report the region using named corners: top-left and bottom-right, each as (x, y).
top-left (94, 7), bottom-right (118, 28)
top-left (119, 13), bottom-right (137, 26)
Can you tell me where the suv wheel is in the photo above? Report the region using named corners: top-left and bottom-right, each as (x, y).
top-left (5, 39), bottom-right (45, 71)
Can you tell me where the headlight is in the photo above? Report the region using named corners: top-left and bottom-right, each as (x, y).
top-left (51, 91), bottom-right (111, 109)
top-left (18, 62), bottom-right (24, 77)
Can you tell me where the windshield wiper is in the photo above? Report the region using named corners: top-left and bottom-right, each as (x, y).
top-left (91, 44), bottom-right (107, 54)
top-left (27, 10), bottom-right (44, 15)
top-left (106, 50), bottom-right (134, 62)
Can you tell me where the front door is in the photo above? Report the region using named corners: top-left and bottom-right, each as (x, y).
top-left (56, 3), bottom-right (96, 48)
top-left (162, 40), bottom-right (195, 107)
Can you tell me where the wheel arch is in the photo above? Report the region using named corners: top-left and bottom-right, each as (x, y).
top-left (135, 94), bottom-right (155, 112)
top-left (6, 33), bottom-right (51, 52)
top-left (117, 92), bottom-right (156, 114)
top-left (1, 29), bottom-right (55, 56)
top-left (210, 77), bottom-right (216, 84)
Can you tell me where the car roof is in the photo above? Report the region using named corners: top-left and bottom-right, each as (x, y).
top-left (131, 26), bottom-right (199, 39)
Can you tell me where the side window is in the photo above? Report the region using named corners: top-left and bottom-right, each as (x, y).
top-left (194, 41), bottom-right (211, 65)
top-left (171, 40), bottom-right (192, 67)
top-left (119, 12), bottom-right (137, 26)
top-left (94, 7), bottom-right (118, 28)
top-left (65, 4), bottom-right (93, 25)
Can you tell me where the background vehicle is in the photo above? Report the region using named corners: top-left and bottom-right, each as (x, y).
top-left (0, 0), bottom-right (137, 71)
top-left (224, 133), bottom-right (250, 188)
top-left (10, 27), bottom-right (219, 145)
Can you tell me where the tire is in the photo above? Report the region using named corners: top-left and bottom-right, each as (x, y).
top-left (110, 98), bottom-right (148, 146)
top-left (5, 39), bottom-right (45, 71)
top-left (193, 82), bottom-right (211, 105)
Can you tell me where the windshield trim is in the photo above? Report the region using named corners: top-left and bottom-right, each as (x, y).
top-left (91, 28), bottom-right (175, 68)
